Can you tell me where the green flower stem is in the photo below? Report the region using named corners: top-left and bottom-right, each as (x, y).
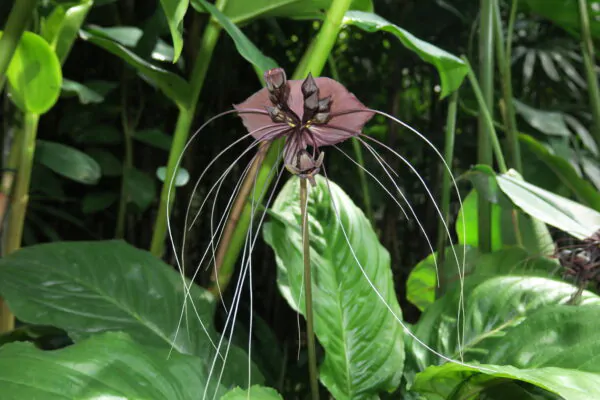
top-left (328, 55), bottom-right (373, 224)
top-left (493, 0), bottom-right (521, 172)
top-left (476, 0), bottom-right (494, 253)
top-left (436, 91), bottom-right (458, 295)
top-left (1, 113), bottom-right (39, 331)
top-left (463, 56), bottom-right (508, 174)
top-left (150, 0), bottom-right (228, 256)
top-left (300, 177), bottom-right (319, 400)
top-left (578, 0), bottom-right (600, 148)
top-left (115, 76), bottom-right (135, 239)
top-left (0, 0), bottom-right (36, 92)
top-left (209, 0), bottom-right (353, 292)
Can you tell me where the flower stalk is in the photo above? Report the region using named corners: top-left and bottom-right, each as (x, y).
top-left (300, 177), bottom-right (319, 400)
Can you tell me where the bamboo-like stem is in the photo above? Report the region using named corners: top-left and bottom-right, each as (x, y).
top-left (300, 177), bottom-right (319, 400)
top-left (463, 57), bottom-right (508, 174)
top-left (150, 0), bottom-right (228, 256)
top-left (1, 113), bottom-right (39, 331)
top-left (477, 0), bottom-right (495, 253)
top-left (0, 0), bottom-right (36, 91)
top-left (209, 0), bottom-right (353, 293)
top-left (436, 91), bottom-right (458, 295)
top-left (328, 55), bottom-right (373, 224)
top-left (578, 0), bottom-right (600, 148)
top-left (493, 0), bottom-right (521, 172)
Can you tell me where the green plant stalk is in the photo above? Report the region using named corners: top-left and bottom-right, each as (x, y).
top-left (328, 55), bottom-right (373, 224)
top-left (116, 91), bottom-right (134, 238)
top-left (150, 0), bottom-right (228, 256)
top-left (300, 177), bottom-right (319, 400)
top-left (578, 0), bottom-right (600, 148)
top-left (435, 91), bottom-right (458, 296)
top-left (0, 0), bottom-right (36, 92)
top-left (210, 0), bottom-right (353, 292)
top-left (493, 0), bottom-right (521, 172)
top-left (1, 113), bottom-right (39, 331)
top-left (463, 56), bottom-right (508, 174)
top-left (477, 0), bottom-right (495, 253)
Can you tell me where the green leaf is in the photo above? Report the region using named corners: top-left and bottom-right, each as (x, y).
top-left (342, 11), bottom-right (467, 98)
top-left (513, 99), bottom-right (571, 137)
top-left (218, 0), bottom-right (373, 24)
top-left (522, 0), bottom-right (600, 40)
top-left (41, 0), bottom-right (93, 63)
top-left (3, 31), bottom-right (62, 114)
top-left (82, 191), bottom-right (118, 213)
top-left (263, 176), bottom-right (405, 399)
top-left (157, 166), bottom-right (190, 187)
top-left (408, 276), bottom-right (600, 375)
top-left (520, 134), bottom-right (600, 210)
top-left (35, 140), bottom-right (101, 184)
top-left (0, 240), bottom-right (216, 356)
top-left (497, 170), bottom-right (600, 240)
top-left (61, 78), bottom-right (114, 104)
top-left (411, 305), bottom-right (600, 400)
top-left (134, 128), bottom-right (173, 150)
top-left (86, 148), bottom-right (122, 177)
top-left (80, 28), bottom-right (192, 108)
top-left (222, 385), bottom-right (283, 400)
top-left (0, 332), bottom-right (225, 399)
top-left (125, 167), bottom-right (157, 211)
top-left (158, 0), bottom-right (188, 62)
top-left (73, 125), bottom-right (122, 145)
top-left (192, 0), bottom-right (278, 73)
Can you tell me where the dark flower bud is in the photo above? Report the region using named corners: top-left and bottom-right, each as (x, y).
top-left (266, 106), bottom-right (286, 123)
top-left (301, 73), bottom-right (319, 98)
top-left (317, 96), bottom-right (332, 112)
top-left (265, 68), bottom-right (286, 91)
top-left (285, 150), bottom-right (324, 186)
top-left (304, 91), bottom-right (319, 112)
top-left (313, 112), bottom-right (330, 124)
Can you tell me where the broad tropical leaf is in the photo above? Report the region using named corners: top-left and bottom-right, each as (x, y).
top-left (222, 386), bottom-right (283, 400)
top-left (35, 140), bottom-right (102, 185)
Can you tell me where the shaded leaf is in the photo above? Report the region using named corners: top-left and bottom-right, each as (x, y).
top-left (125, 167), bottom-right (157, 211)
top-left (86, 148), bottom-right (122, 176)
top-left (513, 99), bottom-right (570, 137)
top-left (157, 166), bottom-right (190, 187)
top-left (342, 11), bottom-right (467, 98)
top-left (73, 125), bottom-right (122, 145)
top-left (82, 191), bottom-right (118, 213)
top-left (3, 31), bottom-right (62, 114)
top-left (61, 79), bottom-right (105, 104)
top-left (192, 0), bottom-right (278, 73)
top-left (264, 176), bottom-right (404, 399)
top-left (134, 128), bottom-right (173, 150)
top-left (80, 28), bottom-right (192, 108)
top-left (35, 140), bottom-right (101, 185)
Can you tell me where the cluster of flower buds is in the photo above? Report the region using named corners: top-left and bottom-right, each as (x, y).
top-left (264, 69), bottom-right (293, 125)
top-left (301, 74), bottom-right (332, 125)
top-left (285, 149), bottom-right (325, 187)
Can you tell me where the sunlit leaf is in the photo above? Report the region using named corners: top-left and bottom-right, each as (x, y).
top-left (41, 0), bottom-right (93, 63)
top-left (264, 176), bottom-right (405, 399)
top-left (522, 0), bottom-right (600, 40)
top-left (192, 0), bottom-right (278, 73)
top-left (80, 28), bottom-right (192, 108)
top-left (3, 31), bottom-right (62, 114)
top-left (513, 99), bottom-right (571, 137)
top-left (342, 11), bottom-right (467, 98)
top-left (35, 140), bottom-right (101, 184)
top-left (157, 0), bottom-right (188, 62)
top-left (222, 386), bottom-right (283, 400)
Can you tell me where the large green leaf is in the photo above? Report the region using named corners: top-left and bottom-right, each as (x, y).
top-left (0, 240), bottom-right (216, 356)
top-left (222, 386), bottom-right (283, 400)
top-left (411, 305), bottom-right (600, 400)
top-left (0, 332), bottom-right (225, 399)
top-left (218, 0), bottom-right (373, 24)
top-left (3, 31), bottom-right (62, 114)
top-left (497, 170), bottom-right (600, 240)
top-left (41, 0), bottom-right (93, 63)
top-left (35, 140), bottom-right (101, 185)
top-left (158, 0), bottom-right (188, 62)
top-left (520, 134), bottom-right (600, 210)
top-left (192, 0), bottom-right (278, 73)
top-left (263, 176), bottom-right (405, 399)
top-left (80, 28), bottom-right (192, 108)
top-left (513, 99), bottom-right (571, 137)
top-left (408, 276), bottom-right (600, 374)
top-left (342, 11), bottom-right (467, 98)
top-left (522, 0), bottom-right (600, 40)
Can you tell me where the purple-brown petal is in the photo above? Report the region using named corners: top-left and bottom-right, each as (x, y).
top-left (234, 87), bottom-right (283, 140)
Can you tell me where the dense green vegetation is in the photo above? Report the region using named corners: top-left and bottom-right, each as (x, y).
top-left (0, 0), bottom-right (599, 398)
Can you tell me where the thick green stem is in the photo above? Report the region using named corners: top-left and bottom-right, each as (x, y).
top-left (463, 56), bottom-right (508, 174)
top-left (209, 0), bottom-right (352, 292)
top-left (436, 91), bottom-right (458, 295)
top-left (1, 113), bottom-right (39, 331)
top-left (150, 0), bottom-right (227, 256)
top-left (493, 0), bottom-right (521, 172)
top-left (477, 0), bottom-right (495, 253)
top-left (300, 178), bottom-right (319, 400)
top-left (578, 0), bottom-right (600, 148)
top-left (0, 0), bottom-right (36, 92)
